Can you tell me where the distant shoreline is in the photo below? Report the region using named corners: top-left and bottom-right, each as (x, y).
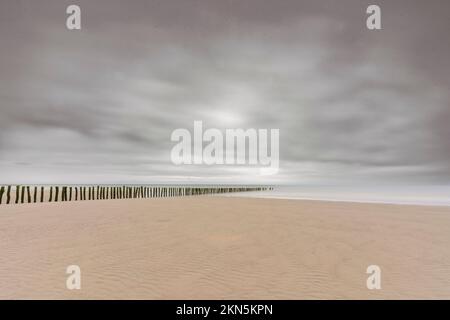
top-left (225, 194), bottom-right (450, 207)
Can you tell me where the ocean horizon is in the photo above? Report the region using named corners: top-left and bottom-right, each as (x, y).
top-left (226, 185), bottom-right (450, 207)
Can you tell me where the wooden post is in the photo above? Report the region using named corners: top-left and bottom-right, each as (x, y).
top-left (15, 185), bottom-right (20, 204)
top-left (7, 185), bottom-right (11, 204)
top-left (26, 186), bottom-right (31, 203)
top-left (55, 186), bottom-right (59, 202)
top-left (0, 186), bottom-right (4, 205)
top-left (21, 186), bottom-right (25, 203)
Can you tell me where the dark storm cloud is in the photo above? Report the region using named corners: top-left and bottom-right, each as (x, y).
top-left (0, 0), bottom-right (449, 184)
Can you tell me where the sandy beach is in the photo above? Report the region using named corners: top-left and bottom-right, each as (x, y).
top-left (1, 197), bottom-right (449, 299)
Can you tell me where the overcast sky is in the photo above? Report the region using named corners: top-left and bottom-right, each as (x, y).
top-left (0, 0), bottom-right (449, 185)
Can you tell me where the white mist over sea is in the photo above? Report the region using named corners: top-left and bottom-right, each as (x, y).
top-left (227, 185), bottom-right (450, 206)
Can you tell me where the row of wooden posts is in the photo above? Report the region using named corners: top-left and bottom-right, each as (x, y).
top-left (0, 185), bottom-right (272, 205)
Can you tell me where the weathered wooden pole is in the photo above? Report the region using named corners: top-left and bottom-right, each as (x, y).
top-left (0, 186), bottom-right (4, 204)
top-left (6, 185), bottom-right (11, 204)
top-left (55, 186), bottom-right (59, 202)
top-left (21, 186), bottom-right (26, 203)
top-left (49, 186), bottom-right (53, 202)
top-left (27, 186), bottom-right (32, 203)
top-left (15, 185), bottom-right (20, 204)
top-left (26, 186), bottom-right (31, 203)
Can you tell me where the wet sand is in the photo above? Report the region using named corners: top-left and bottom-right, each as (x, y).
top-left (1, 197), bottom-right (449, 299)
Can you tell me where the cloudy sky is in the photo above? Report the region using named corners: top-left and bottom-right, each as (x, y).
top-left (0, 0), bottom-right (449, 185)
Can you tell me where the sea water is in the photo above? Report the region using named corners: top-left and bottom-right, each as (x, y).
top-left (226, 185), bottom-right (450, 206)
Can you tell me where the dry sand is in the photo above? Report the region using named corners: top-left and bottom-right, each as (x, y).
top-left (0, 197), bottom-right (449, 299)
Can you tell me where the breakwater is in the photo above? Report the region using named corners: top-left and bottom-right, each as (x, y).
top-left (0, 185), bottom-right (273, 205)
